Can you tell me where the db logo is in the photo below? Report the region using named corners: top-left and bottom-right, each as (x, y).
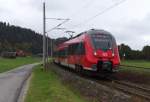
top-left (102, 53), bottom-right (108, 56)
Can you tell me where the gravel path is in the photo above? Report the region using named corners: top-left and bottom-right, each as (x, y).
top-left (0, 63), bottom-right (38, 102)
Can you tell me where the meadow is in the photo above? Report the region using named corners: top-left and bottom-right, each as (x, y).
top-left (0, 56), bottom-right (41, 73)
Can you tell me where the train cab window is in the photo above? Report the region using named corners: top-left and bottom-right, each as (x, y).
top-left (68, 42), bottom-right (85, 55)
top-left (90, 34), bottom-right (113, 51)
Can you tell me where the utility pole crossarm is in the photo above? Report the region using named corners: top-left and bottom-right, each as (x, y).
top-left (46, 18), bottom-right (70, 21)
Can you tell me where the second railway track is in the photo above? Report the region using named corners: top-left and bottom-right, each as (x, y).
top-left (94, 78), bottom-right (150, 101)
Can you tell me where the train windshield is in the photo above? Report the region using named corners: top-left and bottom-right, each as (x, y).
top-left (90, 34), bottom-right (113, 51)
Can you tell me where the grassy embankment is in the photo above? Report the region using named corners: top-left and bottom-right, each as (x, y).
top-left (25, 65), bottom-right (87, 102)
top-left (120, 60), bottom-right (150, 74)
top-left (0, 56), bottom-right (41, 73)
top-left (117, 60), bottom-right (150, 84)
top-left (121, 60), bottom-right (150, 68)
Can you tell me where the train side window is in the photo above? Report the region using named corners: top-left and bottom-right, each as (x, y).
top-left (76, 42), bottom-right (85, 55)
top-left (68, 44), bottom-right (77, 55)
top-left (58, 50), bottom-right (60, 57)
top-left (59, 50), bottom-right (62, 57)
top-left (80, 42), bottom-right (85, 55)
top-left (59, 49), bottom-right (64, 57)
top-left (64, 47), bottom-right (68, 57)
top-left (53, 51), bottom-right (58, 57)
top-left (62, 49), bottom-right (66, 57)
top-left (73, 44), bottom-right (78, 54)
top-left (68, 45), bottom-right (73, 55)
top-left (68, 42), bottom-right (85, 55)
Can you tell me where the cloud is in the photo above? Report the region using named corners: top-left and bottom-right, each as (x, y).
top-left (110, 14), bottom-right (150, 50)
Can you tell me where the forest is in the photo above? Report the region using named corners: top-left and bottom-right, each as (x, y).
top-left (0, 22), bottom-right (67, 55)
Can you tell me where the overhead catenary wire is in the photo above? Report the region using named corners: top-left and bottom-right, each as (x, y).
top-left (69, 0), bottom-right (95, 18)
top-left (68, 0), bottom-right (127, 29)
top-left (46, 19), bottom-right (69, 33)
top-left (44, 0), bottom-right (92, 34)
top-left (60, 0), bottom-right (96, 34)
top-left (46, 0), bottom-right (95, 36)
top-left (45, 19), bottom-right (69, 58)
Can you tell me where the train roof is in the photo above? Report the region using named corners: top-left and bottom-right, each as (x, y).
top-left (86, 29), bottom-right (113, 36)
top-left (68, 29), bottom-right (112, 39)
top-left (57, 29), bottom-right (114, 50)
top-left (87, 29), bottom-right (116, 41)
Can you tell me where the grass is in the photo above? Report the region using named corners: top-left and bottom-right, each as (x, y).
top-left (25, 66), bottom-right (87, 102)
top-left (0, 56), bottom-right (41, 73)
top-left (120, 60), bottom-right (150, 74)
top-left (121, 60), bottom-right (150, 68)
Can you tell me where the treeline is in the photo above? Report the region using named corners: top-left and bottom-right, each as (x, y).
top-left (0, 22), bottom-right (52, 54)
top-left (0, 21), bottom-right (69, 55)
top-left (118, 44), bottom-right (150, 60)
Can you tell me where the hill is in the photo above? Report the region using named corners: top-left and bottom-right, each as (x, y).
top-left (0, 22), bottom-right (44, 54)
top-left (0, 22), bottom-right (68, 55)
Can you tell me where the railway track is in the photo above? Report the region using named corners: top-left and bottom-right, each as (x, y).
top-left (71, 68), bottom-right (150, 101)
top-left (113, 80), bottom-right (150, 100)
top-left (54, 63), bottom-right (150, 101)
top-left (95, 78), bottom-right (150, 101)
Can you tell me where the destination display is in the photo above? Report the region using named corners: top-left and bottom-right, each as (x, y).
top-left (91, 34), bottom-right (110, 39)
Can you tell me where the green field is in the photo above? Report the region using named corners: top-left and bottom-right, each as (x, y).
top-left (0, 57), bottom-right (41, 73)
top-left (25, 66), bottom-right (87, 102)
top-left (121, 60), bottom-right (150, 68)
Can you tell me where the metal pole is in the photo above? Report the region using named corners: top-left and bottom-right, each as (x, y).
top-left (51, 39), bottom-right (53, 57)
top-left (43, 2), bottom-right (46, 69)
top-left (46, 33), bottom-right (49, 63)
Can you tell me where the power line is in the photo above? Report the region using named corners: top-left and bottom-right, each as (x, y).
top-left (62, 0), bottom-right (95, 32)
top-left (48, 0), bottom-right (95, 37)
top-left (69, 0), bottom-right (95, 18)
top-left (46, 19), bottom-right (69, 33)
top-left (69, 0), bottom-right (127, 29)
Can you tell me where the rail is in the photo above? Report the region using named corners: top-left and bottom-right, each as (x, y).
top-left (54, 63), bottom-right (150, 100)
top-left (112, 80), bottom-right (150, 100)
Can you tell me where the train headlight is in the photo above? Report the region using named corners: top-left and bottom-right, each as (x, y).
top-left (94, 52), bottom-right (97, 56)
top-left (112, 53), bottom-right (115, 57)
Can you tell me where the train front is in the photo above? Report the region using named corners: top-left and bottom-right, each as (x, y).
top-left (87, 30), bottom-right (120, 73)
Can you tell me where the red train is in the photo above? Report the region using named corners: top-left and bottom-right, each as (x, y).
top-left (53, 29), bottom-right (120, 74)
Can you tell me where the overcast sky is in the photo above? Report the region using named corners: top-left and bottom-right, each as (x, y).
top-left (0, 0), bottom-right (150, 50)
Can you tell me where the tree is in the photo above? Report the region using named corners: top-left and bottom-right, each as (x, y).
top-left (118, 44), bottom-right (132, 59)
top-left (0, 21), bottom-right (51, 54)
top-left (142, 45), bottom-right (150, 60)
